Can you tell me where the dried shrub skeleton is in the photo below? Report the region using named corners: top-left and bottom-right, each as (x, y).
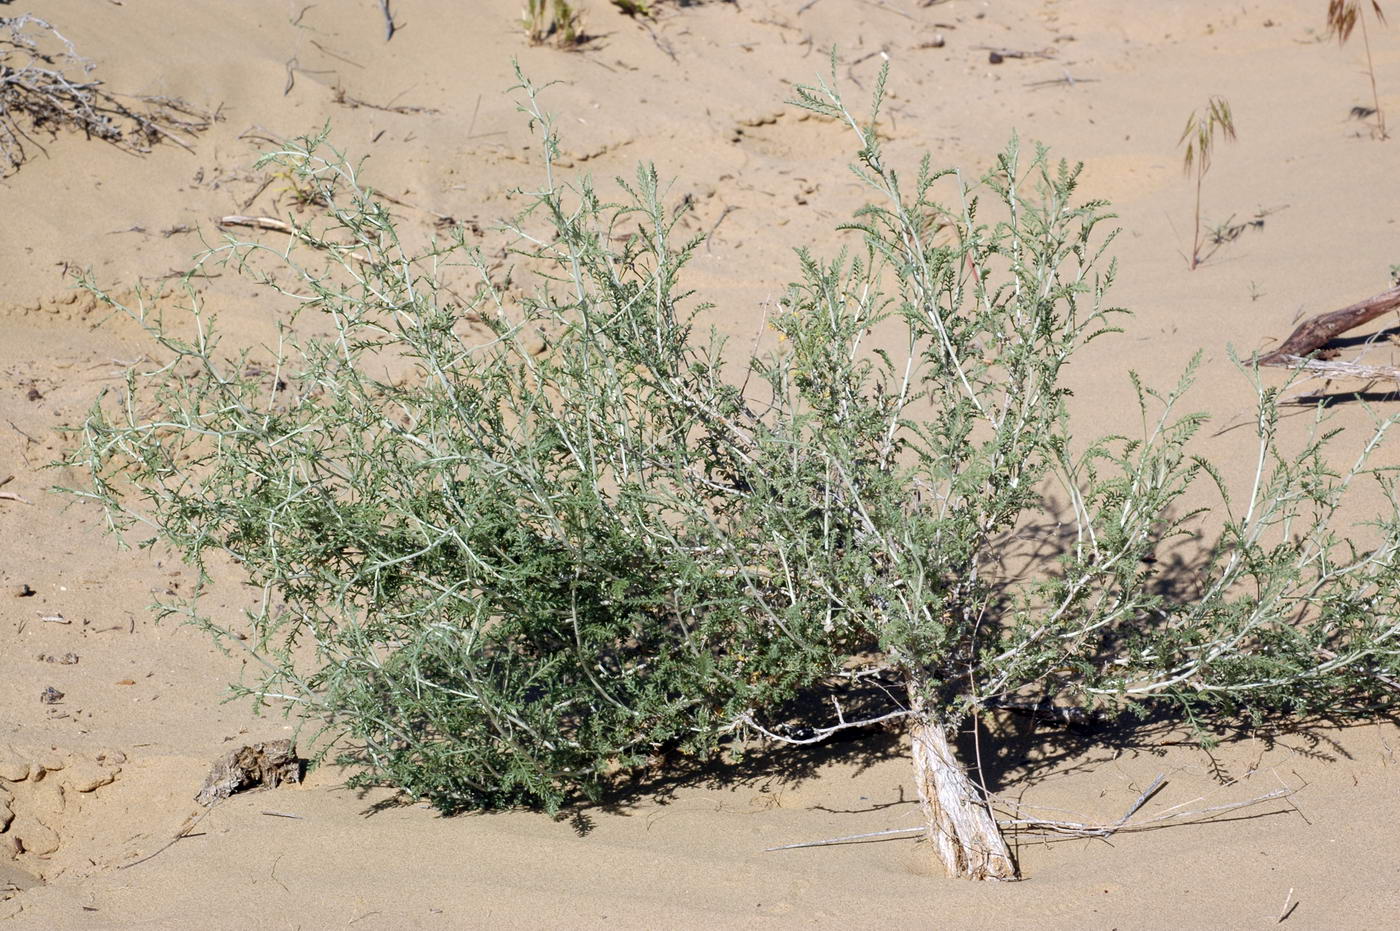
top-left (0, 14), bottom-right (210, 175)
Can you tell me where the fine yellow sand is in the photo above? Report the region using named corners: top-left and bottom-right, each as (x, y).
top-left (2, 1), bottom-right (1398, 926)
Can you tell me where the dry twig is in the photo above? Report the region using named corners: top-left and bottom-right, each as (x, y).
top-left (1273, 355), bottom-right (1400, 384)
top-left (378, 0), bottom-right (397, 41)
top-left (0, 14), bottom-right (211, 174)
top-left (1026, 70), bottom-right (1100, 89)
top-left (218, 215), bottom-right (296, 234)
top-left (1278, 887), bottom-right (1298, 923)
top-left (767, 775), bottom-right (1296, 852)
top-left (975, 45), bottom-right (1055, 60)
top-left (733, 704), bottom-right (913, 746)
top-left (119, 802), bottom-right (221, 870)
top-left (332, 86), bottom-right (439, 115)
top-left (856, 0), bottom-right (915, 20)
top-left (1000, 780), bottom-right (1294, 838)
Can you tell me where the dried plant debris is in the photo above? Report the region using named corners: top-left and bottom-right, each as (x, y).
top-left (0, 14), bottom-right (213, 175)
top-left (195, 740), bottom-right (301, 806)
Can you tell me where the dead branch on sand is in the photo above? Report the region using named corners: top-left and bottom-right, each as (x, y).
top-left (765, 774), bottom-right (1296, 852)
top-left (1256, 283), bottom-right (1400, 368)
top-left (997, 775), bottom-right (1296, 839)
top-left (0, 14), bottom-right (212, 175)
top-left (1271, 355), bottom-right (1400, 386)
top-left (217, 215), bottom-right (297, 234)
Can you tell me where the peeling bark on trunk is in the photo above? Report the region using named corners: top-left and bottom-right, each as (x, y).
top-left (908, 704), bottom-right (1017, 881)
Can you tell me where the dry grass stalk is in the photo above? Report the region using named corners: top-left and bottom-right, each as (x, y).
top-left (1179, 95), bottom-right (1239, 270)
top-left (1327, 0), bottom-right (1389, 139)
top-left (0, 14), bottom-right (211, 175)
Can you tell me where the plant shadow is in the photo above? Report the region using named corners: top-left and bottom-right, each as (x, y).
top-left (353, 496), bottom-right (1394, 828)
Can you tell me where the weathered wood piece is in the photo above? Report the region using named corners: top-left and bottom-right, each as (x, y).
top-left (906, 683), bottom-right (1018, 881)
top-left (217, 215), bottom-right (295, 234)
top-left (195, 740), bottom-right (301, 806)
top-left (1257, 283), bottom-right (1400, 366)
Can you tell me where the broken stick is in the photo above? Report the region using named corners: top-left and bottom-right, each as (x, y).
top-left (1256, 282), bottom-right (1400, 366)
top-left (218, 215), bottom-right (295, 234)
top-left (379, 0), bottom-right (397, 41)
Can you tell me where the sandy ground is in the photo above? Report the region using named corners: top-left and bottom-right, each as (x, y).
top-left (2, 0), bottom-right (1399, 926)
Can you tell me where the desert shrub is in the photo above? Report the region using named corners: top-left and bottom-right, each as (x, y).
top-left (67, 64), bottom-right (1400, 879)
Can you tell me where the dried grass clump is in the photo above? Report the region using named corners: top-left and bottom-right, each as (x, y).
top-left (523, 0), bottom-right (586, 47)
top-left (0, 13), bottom-right (210, 175)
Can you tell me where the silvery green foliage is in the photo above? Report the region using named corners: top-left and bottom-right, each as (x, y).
top-left (69, 64), bottom-right (1400, 813)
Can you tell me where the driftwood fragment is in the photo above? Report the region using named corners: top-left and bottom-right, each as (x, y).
top-left (1256, 283), bottom-right (1400, 366)
top-left (195, 739), bottom-right (301, 806)
top-left (217, 215), bottom-right (295, 234)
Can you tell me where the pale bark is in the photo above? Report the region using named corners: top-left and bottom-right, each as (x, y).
top-left (908, 704), bottom-right (1017, 880)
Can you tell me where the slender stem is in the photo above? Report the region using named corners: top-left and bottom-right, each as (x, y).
top-left (1360, 13), bottom-right (1387, 140)
top-left (1191, 164), bottom-right (1204, 269)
